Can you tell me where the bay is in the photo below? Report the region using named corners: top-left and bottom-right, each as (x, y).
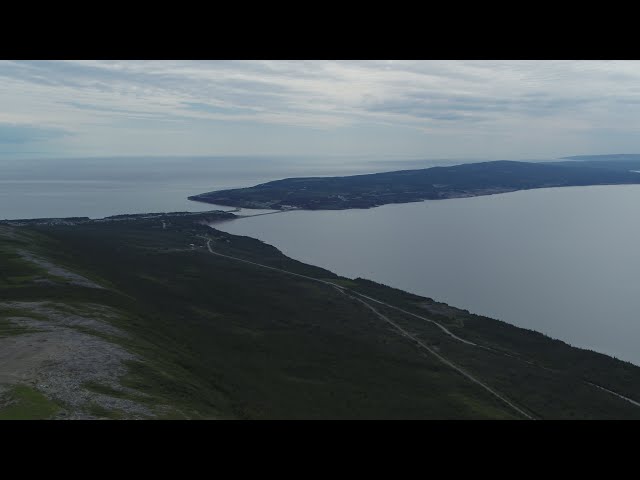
top-left (213, 185), bottom-right (640, 366)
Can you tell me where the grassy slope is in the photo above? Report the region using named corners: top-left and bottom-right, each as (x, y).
top-left (349, 279), bottom-right (640, 416)
top-left (0, 385), bottom-right (62, 420)
top-left (20, 220), bottom-right (516, 419)
top-left (1, 215), bottom-right (640, 419)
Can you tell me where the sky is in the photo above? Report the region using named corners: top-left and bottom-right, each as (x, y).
top-left (2, 60), bottom-right (640, 161)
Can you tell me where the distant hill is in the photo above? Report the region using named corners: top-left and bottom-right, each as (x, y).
top-left (562, 154), bottom-right (640, 162)
top-left (189, 159), bottom-right (640, 210)
top-left (554, 154), bottom-right (640, 171)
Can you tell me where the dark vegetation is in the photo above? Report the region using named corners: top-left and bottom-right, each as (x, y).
top-left (189, 159), bottom-right (640, 210)
top-left (2, 211), bottom-right (640, 418)
top-left (349, 279), bottom-right (640, 418)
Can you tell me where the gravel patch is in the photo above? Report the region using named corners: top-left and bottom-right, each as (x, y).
top-left (0, 303), bottom-right (155, 419)
top-left (2, 301), bottom-right (129, 338)
top-left (17, 249), bottom-right (104, 289)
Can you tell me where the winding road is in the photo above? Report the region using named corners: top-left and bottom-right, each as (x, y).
top-left (203, 237), bottom-right (534, 419)
top-left (202, 236), bottom-right (640, 417)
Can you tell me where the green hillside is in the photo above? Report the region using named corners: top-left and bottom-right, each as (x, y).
top-left (1, 212), bottom-right (640, 419)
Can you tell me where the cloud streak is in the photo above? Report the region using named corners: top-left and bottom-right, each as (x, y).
top-left (0, 123), bottom-right (69, 144)
top-left (2, 60), bottom-right (640, 159)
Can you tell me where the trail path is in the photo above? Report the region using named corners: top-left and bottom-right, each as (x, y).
top-left (203, 236), bottom-right (640, 414)
top-left (204, 238), bottom-right (534, 419)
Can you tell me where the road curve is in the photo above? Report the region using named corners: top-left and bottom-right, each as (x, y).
top-left (202, 236), bottom-right (640, 414)
top-left (203, 237), bottom-right (478, 345)
top-left (351, 291), bottom-right (478, 346)
top-left (204, 237), bottom-right (534, 419)
top-left (339, 287), bottom-right (535, 419)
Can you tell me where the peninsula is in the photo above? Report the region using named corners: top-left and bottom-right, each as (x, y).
top-left (189, 158), bottom-right (640, 210)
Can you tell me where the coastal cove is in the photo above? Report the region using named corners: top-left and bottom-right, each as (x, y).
top-left (212, 184), bottom-right (640, 366)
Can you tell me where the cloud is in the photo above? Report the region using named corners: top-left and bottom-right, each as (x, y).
top-left (0, 123), bottom-right (69, 144)
top-left (2, 60), bottom-right (640, 158)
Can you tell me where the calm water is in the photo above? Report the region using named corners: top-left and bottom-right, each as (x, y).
top-left (0, 156), bottom-right (463, 220)
top-left (213, 185), bottom-right (640, 366)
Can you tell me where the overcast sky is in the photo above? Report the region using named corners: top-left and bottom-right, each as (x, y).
top-left (1, 60), bottom-right (640, 161)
